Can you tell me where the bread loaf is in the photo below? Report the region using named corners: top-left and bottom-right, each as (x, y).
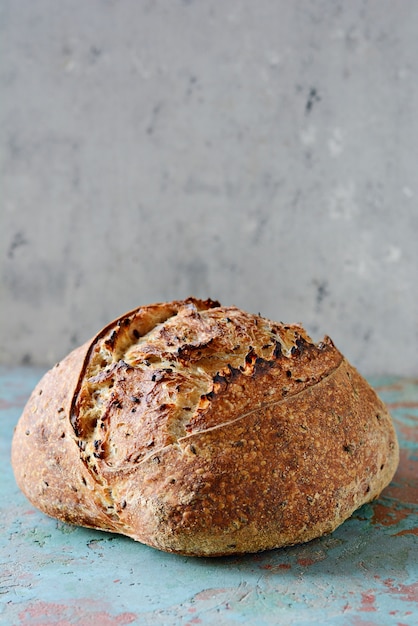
top-left (11, 298), bottom-right (399, 556)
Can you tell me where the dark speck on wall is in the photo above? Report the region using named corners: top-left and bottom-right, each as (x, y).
top-left (89, 46), bottom-right (102, 60)
top-left (8, 133), bottom-right (21, 159)
top-left (186, 74), bottom-right (199, 98)
top-left (8, 232), bottom-right (28, 259)
top-left (305, 87), bottom-right (321, 114)
top-left (21, 353), bottom-right (32, 366)
top-left (363, 329), bottom-right (372, 343)
top-left (313, 279), bottom-right (329, 310)
top-left (146, 102), bottom-right (163, 135)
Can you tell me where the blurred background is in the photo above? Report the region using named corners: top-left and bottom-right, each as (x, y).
top-left (1, 0), bottom-right (417, 375)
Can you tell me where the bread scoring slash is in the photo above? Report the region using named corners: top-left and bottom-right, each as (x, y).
top-left (11, 298), bottom-right (399, 556)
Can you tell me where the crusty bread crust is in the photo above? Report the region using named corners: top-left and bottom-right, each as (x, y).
top-left (11, 298), bottom-right (399, 556)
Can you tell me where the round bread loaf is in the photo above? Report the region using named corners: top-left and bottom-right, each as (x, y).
top-left (11, 298), bottom-right (399, 556)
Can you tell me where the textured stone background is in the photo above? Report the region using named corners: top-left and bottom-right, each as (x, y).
top-left (1, 0), bottom-right (417, 374)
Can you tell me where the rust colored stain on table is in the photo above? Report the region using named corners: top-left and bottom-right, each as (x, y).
top-left (1, 368), bottom-right (417, 625)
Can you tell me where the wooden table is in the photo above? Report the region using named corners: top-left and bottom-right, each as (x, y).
top-left (1, 367), bottom-right (417, 625)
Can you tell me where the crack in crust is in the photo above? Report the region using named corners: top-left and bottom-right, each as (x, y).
top-left (137, 355), bottom-right (346, 468)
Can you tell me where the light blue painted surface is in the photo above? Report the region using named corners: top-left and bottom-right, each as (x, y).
top-left (1, 367), bottom-right (417, 625)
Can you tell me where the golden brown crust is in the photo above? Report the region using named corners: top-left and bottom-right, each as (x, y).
top-left (11, 298), bottom-right (399, 556)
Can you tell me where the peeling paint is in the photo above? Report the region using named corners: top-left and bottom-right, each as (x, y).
top-left (17, 600), bottom-right (137, 626)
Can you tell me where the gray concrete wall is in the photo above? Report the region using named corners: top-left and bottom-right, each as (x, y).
top-left (1, 0), bottom-right (417, 375)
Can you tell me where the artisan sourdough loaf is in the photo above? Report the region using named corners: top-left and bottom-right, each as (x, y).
top-left (12, 298), bottom-right (399, 556)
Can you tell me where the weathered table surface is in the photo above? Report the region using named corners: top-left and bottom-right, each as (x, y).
top-left (1, 367), bottom-right (417, 625)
